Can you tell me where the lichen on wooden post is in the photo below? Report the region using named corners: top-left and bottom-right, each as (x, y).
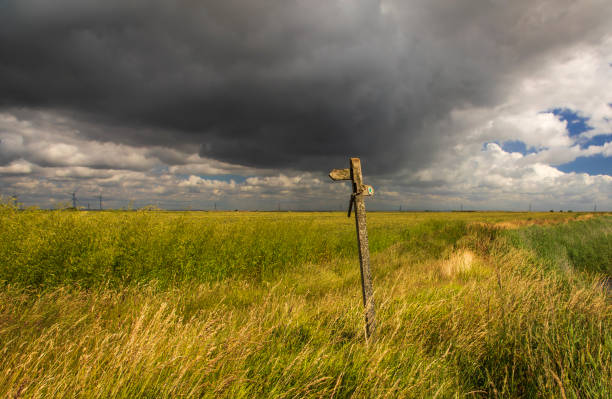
top-left (329, 157), bottom-right (376, 339)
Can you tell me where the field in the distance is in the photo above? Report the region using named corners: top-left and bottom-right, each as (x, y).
top-left (1, 204), bottom-right (611, 398)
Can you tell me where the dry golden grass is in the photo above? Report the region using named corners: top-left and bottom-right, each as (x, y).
top-left (2, 242), bottom-right (610, 397)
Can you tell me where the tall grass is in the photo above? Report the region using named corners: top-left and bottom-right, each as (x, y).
top-left (0, 202), bottom-right (610, 397)
top-left (504, 216), bottom-right (612, 275)
top-left (0, 202), bottom-right (587, 288)
top-left (0, 207), bottom-right (362, 287)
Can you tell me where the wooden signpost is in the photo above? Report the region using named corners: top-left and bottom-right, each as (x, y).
top-left (329, 157), bottom-right (376, 339)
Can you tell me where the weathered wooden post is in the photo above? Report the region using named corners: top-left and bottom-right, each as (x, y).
top-left (329, 157), bottom-right (376, 338)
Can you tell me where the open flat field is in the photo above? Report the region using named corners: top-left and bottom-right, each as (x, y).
top-left (1, 204), bottom-right (611, 398)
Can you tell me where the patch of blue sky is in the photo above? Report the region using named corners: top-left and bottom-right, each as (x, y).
top-left (549, 108), bottom-right (593, 137)
top-left (500, 140), bottom-right (539, 155)
top-left (481, 141), bottom-right (540, 155)
top-left (557, 154), bottom-right (611, 176)
top-left (579, 134), bottom-right (612, 149)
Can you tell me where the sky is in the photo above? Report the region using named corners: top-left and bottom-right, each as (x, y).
top-left (0, 0), bottom-right (611, 211)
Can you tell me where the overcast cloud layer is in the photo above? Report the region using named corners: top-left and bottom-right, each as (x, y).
top-left (1, 0), bottom-right (611, 210)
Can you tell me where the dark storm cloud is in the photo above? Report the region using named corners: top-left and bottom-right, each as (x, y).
top-left (0, 0), bottom-right (610, 173)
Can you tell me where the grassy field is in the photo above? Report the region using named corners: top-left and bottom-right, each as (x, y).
top-left (0, 202), bottom-right (610, 398)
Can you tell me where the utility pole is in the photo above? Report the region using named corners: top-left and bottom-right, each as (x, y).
top-left (72, 192), bottom-right (77, 209)
top-left (214, 202), bottom-right (217, 211)
top-left (99, 194), bottom-right (103, 210)
top-left (330, 158), bottom-right (376, 339)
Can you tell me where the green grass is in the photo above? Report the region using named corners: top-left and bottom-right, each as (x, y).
top-left (0, 203), bottom-right (586, 288)
top-left (0, 202), bottom-right (610, 398)
top-left (504, 216), bottom-right (612, 275)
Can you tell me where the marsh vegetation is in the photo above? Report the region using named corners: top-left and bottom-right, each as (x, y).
top-left (1, 203), bottom-right (610, 397)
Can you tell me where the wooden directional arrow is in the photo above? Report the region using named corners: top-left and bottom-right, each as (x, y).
top-left (329, 168), bottom-right (351, 181)
top-left (329, 157), bottom-right (376, 339)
